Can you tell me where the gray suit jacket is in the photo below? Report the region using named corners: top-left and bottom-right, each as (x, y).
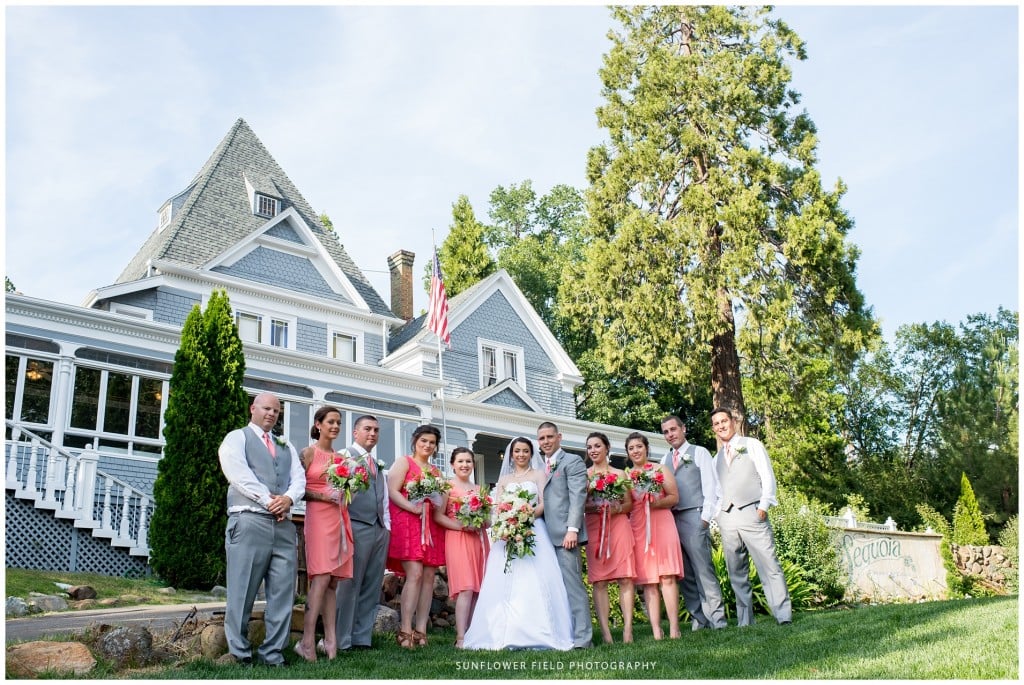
top-left (541, 448), bottom-right (588, 546)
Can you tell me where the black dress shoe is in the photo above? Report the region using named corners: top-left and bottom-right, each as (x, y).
top-left (238, 656), bottom-right (253, 666)
top-left (258, 660), bottom-right (287, 668)
top-left (779, 620), bottom-right (792, 626)
top-left (351, 644), bottom-right (373, 651)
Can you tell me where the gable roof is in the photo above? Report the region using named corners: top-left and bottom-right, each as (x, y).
top-left (114, 118), bottom-right (393, 317)
top-left (387, 269), bottom-right (583, 386)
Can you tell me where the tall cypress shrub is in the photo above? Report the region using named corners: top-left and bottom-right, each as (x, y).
top-left (149, 290), bottom-right (248, 588)
top-left (952, 472), bottom-right (989, 546)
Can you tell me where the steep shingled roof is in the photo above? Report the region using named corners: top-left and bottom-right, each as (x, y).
top-left (115, 118), bottom-right (392, 317)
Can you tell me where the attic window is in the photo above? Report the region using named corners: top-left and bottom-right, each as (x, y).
top-left (255, 194), bottom-right (279, 218)
top-left (158, 205), bottom-right (171, 232)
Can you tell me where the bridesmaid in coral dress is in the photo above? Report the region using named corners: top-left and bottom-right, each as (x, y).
top-left (295, 406), bottom-right (354, 661)
top-left (433, 447), bottom-right (489, 648)
top-left (387, 425), bottom-right (446, 649)
top-left (625, 431), bottom-right (684, 640)
top-left (583, 432), bottom-right (636, 644)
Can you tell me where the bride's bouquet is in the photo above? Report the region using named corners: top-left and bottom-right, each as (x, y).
top-left (454, 486), bottom-right (492, 531)
top-left (324, 452), bottom-right (371, 505)
top-left (491, 483), bottom-right (536, 573)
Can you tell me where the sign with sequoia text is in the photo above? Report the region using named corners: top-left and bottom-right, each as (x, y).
top-left (837, 529), bottom-right (946, 601)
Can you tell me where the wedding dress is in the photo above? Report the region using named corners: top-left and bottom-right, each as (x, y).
top-left (462, 480), bottom-right (574, 651)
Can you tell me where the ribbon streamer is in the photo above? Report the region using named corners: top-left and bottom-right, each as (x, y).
top-left (599, 503), bottom-right (611, 560)
top-left (644, 495), bottom-right (652, 554)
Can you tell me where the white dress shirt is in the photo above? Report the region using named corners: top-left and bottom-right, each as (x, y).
top-left (662, 440), bottom-right (720, 523)
top-left (219, 422), bottom-right (306, 514)
top-left (712, 436), bottom-right (778, 518)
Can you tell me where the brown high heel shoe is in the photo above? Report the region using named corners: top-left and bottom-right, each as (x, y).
top-left (412, 630), bottom-right (428, 647)
top-left (396, 630), bottom-right (415, 650)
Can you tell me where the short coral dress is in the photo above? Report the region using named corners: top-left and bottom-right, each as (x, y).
top-left (304, 447), bottom-right (354, 578)
top-left (387, 456), bottom-right (446, 571)
top-left (629, 484), bottom-right (683, 585)
top-left (584, 471), bottom-right (636, 584)
top-left (443, 483), bottom-right (490, 598)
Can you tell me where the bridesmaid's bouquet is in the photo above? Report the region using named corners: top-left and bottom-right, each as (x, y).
top-left (588, 471), bottom-right (630, 506)
top-left (454, 487), bottom-right (493, 530)
top-left (628, 462), bottom-right (666, 499)
top-left (406, 469), bottom-right (451, 506)
top-left (491, 483), bottom-right (536, 573)
top-left (324, 452), bottom-right (371, 505)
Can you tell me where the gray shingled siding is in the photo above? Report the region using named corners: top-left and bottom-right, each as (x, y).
top-left (364, 332), bottom-right (384, 366)
top-left (211, 247), bottom-right (352, 304)
top-left (96, 456), bottom-right (160, 497)
top-left (154, 288), bottom-right (203, 326)
top-left (482, 388), bottom-right (534, 411)
top-left (296, 318), bottom-right (327, 355)
top-left (435, 290), bottom-right (575, 418)
top-left (108, 290), bottom-right (158, 312)
top-left (264, 222), bottom-right (303, 244)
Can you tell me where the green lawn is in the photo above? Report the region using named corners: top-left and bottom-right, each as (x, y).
top-left (122, 596), bottom-right (1016, 680)
top-left (4, 568), bottom-right (212, 606)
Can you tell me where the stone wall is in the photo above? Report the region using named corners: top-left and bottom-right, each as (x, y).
top-left (950, 543), bottom-right (1015, 587)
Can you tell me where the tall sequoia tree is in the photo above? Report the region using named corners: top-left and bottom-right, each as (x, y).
top-left (564, 6), bottom-right (876, 444)
top-left (149, 290), bottom-right (249, 588)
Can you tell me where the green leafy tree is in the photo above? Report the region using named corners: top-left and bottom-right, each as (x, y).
top-left (565, 5), bottom-right (876, 428)
top-left (425, 195), bottom-right (495, 298)
top-left (148, 290), bottom-right (249, 588)
top-left (319, 212), bottom-right (338, 241)
top-left (952, 472), bottom-right (989, 546)
top-left (5, 276), bottom-right (15, 293)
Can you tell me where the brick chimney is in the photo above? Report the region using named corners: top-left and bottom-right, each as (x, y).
top-left (387, 249), bottom-right (415, 322)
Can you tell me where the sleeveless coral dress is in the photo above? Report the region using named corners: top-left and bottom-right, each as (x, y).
top-left (584, 469), bottom-right (636, 584)
top-left (629, 473), bottom-right (683, 585)
top-left (304, 447), bottom-right (354, 578)
top-left (443, 483), bottom-right (490, 598)
top-left (387, 456), bottom-right (446, 571)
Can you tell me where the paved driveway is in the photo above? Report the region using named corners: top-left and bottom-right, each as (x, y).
top-left (4, 601), bottom-right (250, 642)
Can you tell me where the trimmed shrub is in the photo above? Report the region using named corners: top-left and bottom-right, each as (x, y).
top-left (771, 486), bottom-right (846, 605)
top-left (952, 472), bottom-right (989, 546)
top-left (997, 515), bottom-right (1018, 593)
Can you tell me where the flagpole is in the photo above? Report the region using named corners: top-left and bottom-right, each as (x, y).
top-left (431, 231), bottom-right (451, 476)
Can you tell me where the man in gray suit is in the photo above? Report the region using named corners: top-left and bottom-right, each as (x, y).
top-left (218, 393), bottom-right (306, 667)
top-left (711, 407), bottom-right (792, 626)
top-left (538, 421), bottom-right (592, 649)
top-left (335, 415), bottom-right (390, 650)
top-left (660, 415), bottom-right (727, 630)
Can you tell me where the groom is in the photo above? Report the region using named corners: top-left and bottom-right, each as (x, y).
top-left (538, 421), bottom-right (592, 649)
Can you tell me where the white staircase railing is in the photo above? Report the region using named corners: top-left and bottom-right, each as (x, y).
top-left (5, 421), bottom-right (153, 558)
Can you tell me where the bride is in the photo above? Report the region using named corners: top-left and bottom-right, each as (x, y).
top-left (463, 436), bottom-right (574, 651)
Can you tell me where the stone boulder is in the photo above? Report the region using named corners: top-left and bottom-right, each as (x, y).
top-left (71, 599), bottom-right (98, 610)
top-left (95, 625), bottom-right (155, 668)
top-left (68, 585), bottom-right (97, 600)
top-left (157, 586), bottom-right (176, 595)
top-left (6, 641), bottom-right (96, 677)
top-left (200, 624), bottom-right (229, 660)
top-left (26, 593), bottom-right (69, 613)
top-left (210, 585), bottom-right (228, 597)
top-left (6, 597), bottom-right (29, 617)
top-left (372, 604), bottom-right (400, 635)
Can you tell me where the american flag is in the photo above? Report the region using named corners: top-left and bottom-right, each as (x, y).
top-left (428, 248), bottom-right (451, 349)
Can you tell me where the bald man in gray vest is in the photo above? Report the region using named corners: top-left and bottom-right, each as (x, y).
top-left (711, 407), bottom-right (792, 626)
top-left (218, 393), bottom-right (306, 666)
top-left (660, 415), bottom-right (727, 630)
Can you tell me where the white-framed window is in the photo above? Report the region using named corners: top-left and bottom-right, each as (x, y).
top-left (270, 319), bottom-right (289, 348)
top-left (255, 194), bottom-right (279, 218)
top-left (331, 332), bottom-right (357, 362)
top-left (236, 312), bottom-right (262, 343)
top-left (477, 339), bottom-right (525, 388)
top-left (158, 205), bottom-right (172, 231)
top-left (110, 303), bottom-right (154, 321)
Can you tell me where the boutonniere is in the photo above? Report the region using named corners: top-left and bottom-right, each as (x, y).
top-left (273, 435), bottom-right (288, 447)
top-left (735, 445), bottom-right (747, 455)
top-left (681, 451), bottom-right (692, 465)
top-left (547, 456), bottom-right (559, 473)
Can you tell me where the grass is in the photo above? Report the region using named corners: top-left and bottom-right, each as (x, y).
top-left (4, 568), bottom-right (214, 606)
top-left (102, 596), bottom-right (1018, 679)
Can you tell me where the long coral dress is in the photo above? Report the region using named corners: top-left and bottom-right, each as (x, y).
top-left (584, 474), bottom-right (636, 583)
top-left (629, 489), bottom-right (683, 585)
top-left (443, 484), bottom-right (490, 598)
top-left (387, 456), bottom-right (446, 571)
top-left (304, 447), bottom-right (354, 578)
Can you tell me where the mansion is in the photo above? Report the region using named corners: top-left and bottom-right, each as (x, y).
top-left (5, 119), bottom-right (658, 576)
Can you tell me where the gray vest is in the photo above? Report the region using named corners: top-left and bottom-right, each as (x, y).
top-left (670, 444), bottom-right (704, 511)
top-left (346, 445), bottom-right (386, 526)
top-left (226, 427), bottom-right (292, 510)
top-left (715, 440), bottom-right (762, 511)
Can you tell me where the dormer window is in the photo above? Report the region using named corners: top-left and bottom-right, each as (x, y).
top-left (478, 339), bottom-right (524, 388)
top-left (255, 194), bottom-right (279, 218)
top-left (158, 204), bottom-right (172, 232)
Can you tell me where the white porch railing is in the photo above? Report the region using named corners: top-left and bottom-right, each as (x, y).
top-left (5, 421), bottom-right (153, 558)
top-left (823, 506), bottom-right (898, 532)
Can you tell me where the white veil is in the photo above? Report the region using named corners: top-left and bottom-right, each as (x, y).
top-left (499, 436), bottom-right (546, 477)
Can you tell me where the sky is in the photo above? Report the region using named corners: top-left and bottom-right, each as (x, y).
top-left (4, 4), bottom-right (1018, 340)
